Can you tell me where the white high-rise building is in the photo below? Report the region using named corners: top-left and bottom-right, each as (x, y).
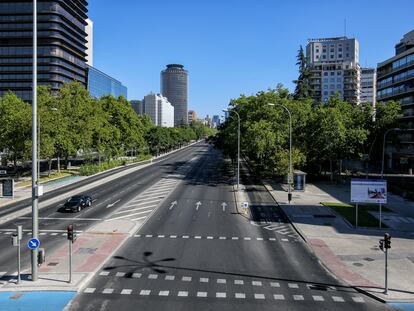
top-left (143, 93), bottom-right (174, 127)
top-left (85, 18), bottom-right (93, 66)
top-left (306, 37), bottom-right (361, 105)
top-left (360, 68), bottom-right (376, 107)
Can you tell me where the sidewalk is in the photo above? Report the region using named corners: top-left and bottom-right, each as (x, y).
top-left (264, 180), bottom-right (414, 303)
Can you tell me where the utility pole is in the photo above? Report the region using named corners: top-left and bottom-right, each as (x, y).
top-left (31, 0), bottom-right (39, 282)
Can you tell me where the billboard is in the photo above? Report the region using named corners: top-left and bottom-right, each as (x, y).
top-left (351, 179), bottom-right (387, 204)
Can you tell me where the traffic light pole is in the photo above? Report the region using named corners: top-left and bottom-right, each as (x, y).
top-left (68, 239), bottom-right (72, 284)
top-left (384, 246), bottom-right (388, 295)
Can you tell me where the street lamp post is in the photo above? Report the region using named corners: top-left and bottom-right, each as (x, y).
top-left (223, 109), bottom-right (240, 191)
top-left (31, 0), bottom-right (39, 281)
top-left (268, 103), bottom-right (293, 203)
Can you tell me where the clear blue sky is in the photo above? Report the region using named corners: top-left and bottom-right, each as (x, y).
top-left (88, 0), bottom-right (413, 118)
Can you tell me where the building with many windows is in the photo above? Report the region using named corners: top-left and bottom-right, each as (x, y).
top-left (161, 64), bottom-right (188, 126)
top-left (360, 68), bottom-right (376, 107)
top-left (377, 29), bottom-right (414, 170)
top-left (306, 37), bottom-right (361, 105)
top-left (0, 0), bottom-right (89, 101)
top-left (142, 93), bottom-right (174, 127)
top-left (212, 115), bottom-right (221, 128)
top-left (86, 65), bottom-right (127, 98)
top-left (85, 18), bottom-right (93, 66)
top-left (188, 110), bottom-right (197, 123)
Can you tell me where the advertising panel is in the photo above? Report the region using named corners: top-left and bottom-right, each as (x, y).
top-left (351, 179), bottom-right (387, 204)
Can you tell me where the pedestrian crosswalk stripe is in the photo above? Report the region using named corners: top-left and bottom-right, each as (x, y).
top-left (120, 289), bottom-right (132, 295)
top-left (313, 295), bottom-right (324, 301)
top-left (270, 282), bottom-right (280, 287)
top-left (293, 295), bottom-right (304, 300)
top-left (165, 275), bottom-right (175, 280)
top-left (217, 278), bottom-right (226, 284)
top-left (197, 292), bottom-right (207, 297)
top-left (159, 290), bottom-right (169, 296)
top-left (332, 296), bottom-right (344, 302)
top-left (102, 288), bottom-right (114, 294)
top-left (288, 283), bottom-right (299, 288)
top-left (352, 297), bottom-right (365, 303)
top-left (254, 293), bottom-right (265, 299)
top-left (234, 280), bottom-right (244, 285)
top-left (99, 271), bottom-right (109, 276)
top-left (274, 294), bottom-right (285, 300)
top-left (252, 281), bottom-right (262, 286)
top-left (115, 272), bottom-right (125, 277)
top-left (182, 276), bottom-right (192, 282)
top-left (140, 290), bottom-right (151, 296)
top-left (216, 292), bottom-right (226, 298)
top-left (200, 277), bottom-right (209, 283)
top-left (148, 274), bottom-right (158, 279)
top-left (132, 273), bottom-right (142, 278)
top-left (84, 288), bottom-right (96, 293)
top-left (235, 293), bottom-right (246, 299)
top-left (178, 291), bottom-right (188, 297)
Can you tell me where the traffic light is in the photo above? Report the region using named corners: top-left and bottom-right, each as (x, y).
top-left (67, 224), bottom-right (76, 242)
top-left (384, 233), bottom-right (391, 249)
top-left (379, 240), bottom-right (384, 251)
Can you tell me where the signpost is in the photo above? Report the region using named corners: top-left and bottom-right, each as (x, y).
top-left (351, 179), bottom-right (387, 228)
top-left (27, 238), bottom-right (40, 250)
top-left (67, 224), bottom-right (76, 283)
top-left (12, 226), bottom-right (23, 284)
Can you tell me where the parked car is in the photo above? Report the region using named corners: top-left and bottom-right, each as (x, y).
top-left (60, 195), bottom-right (92, 213)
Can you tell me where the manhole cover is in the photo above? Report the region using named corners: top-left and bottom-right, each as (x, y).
top-left (363, 257), bottom-right (375, 262)
top-left (76, 248), bottom-right (97, 255)
top-left (47, 262), bottom-right (59, 266)
top-left (353, 263), bottom-right (364, 267)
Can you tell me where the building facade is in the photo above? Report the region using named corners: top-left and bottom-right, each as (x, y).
top-left (377, 29), bottom-right (414, 170)
top-left (161, 64), bottom-right (188, 126)
top-left (0, 0), bottom-right (89, 101)
top-left (131, 100), bottom-right (143, 115)
top-left (142, 93), bottom-right (174, 127)
top-left (360, 68), bottom-right (376, 106)
top-left (86, 65), bottom-right (127, 98)
top-left (85, 18), bottom-right (93, 66)
top-left (188, 110), bottom-right (197, 123)
top-left (212, 115), bottom-right (221, 128)
top-left (306, 37), bottom-right (361, 105)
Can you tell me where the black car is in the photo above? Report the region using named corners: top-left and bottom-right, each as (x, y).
top-left (60, 195), bottom-right (92, 213)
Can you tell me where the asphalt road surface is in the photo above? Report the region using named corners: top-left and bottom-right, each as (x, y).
top-left (0, 144), bottom-right (203, 277)
top-left (68, 144), bottom-right (394, 311)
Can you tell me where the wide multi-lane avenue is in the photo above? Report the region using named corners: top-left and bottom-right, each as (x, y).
top-left (59, 143), bottom-right (392, 311)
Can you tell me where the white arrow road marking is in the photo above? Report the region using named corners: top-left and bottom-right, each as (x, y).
top-left (221, 202), bottom-right (227, 212)
top-left (196, 201), bottom-right (202, 211)
top-left (169, 201), bottom-right (178, 210)
top-left (106, 199), bottom-right (121, 208)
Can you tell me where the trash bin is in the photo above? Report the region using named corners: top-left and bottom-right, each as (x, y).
top-left (293, 170), bottom-right (306, 192)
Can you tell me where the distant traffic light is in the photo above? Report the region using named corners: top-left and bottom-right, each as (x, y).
top-left (67, 224), bottom-right (76, 242)
top-left (379, 239), bottom-right (384, 251)
top-left (384, 233), bottom-right (391, 249)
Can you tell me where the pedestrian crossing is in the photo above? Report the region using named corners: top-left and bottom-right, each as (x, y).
top-left (84, 270), bottom-right (367, 304)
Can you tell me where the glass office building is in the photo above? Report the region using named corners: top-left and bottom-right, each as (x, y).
top-left (86, 65), bottom-right (127, 98)
top-left (0, 1), bottom-right (89, 101)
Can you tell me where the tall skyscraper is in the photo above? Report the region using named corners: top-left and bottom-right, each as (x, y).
top-left (360, 68), bottom-right (376, 106)
top-left (142, 93), bottom-right (174, 127)
top-left (306, 37), bottom-right (361, 105)
top-left (85, 18), bottom-right (94, 66)
top-left (0, 1), bottom-right (89, 101)
top-left (161, 64), bottom-right (188, 126)
top-left (377, 29), bottom-right (414, 170)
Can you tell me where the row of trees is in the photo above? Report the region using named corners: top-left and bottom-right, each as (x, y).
top-left (216, 85), bottom-right (401, 178)
top-left (0, 82), bottom-right (214, 173)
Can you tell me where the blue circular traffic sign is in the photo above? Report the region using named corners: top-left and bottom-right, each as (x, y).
top-left (27, 238), bottom-right (40, 250)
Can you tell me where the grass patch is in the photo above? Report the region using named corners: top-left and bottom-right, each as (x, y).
top-left (321, 202), bottom-right (389, 228)
top-left (16, 171), bottom-right (73, 187)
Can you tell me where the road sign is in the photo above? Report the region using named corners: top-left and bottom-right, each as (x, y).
top-left (27, 238), bottom-right (40, 250)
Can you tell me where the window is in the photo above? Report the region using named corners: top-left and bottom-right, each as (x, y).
top-left (323, 78), bottom-right (328, 83)
top-left (323, 49), bottom-right (326, 53)
top-left (316, 49), bottom-right (319, 53)
top-left (337, 71), bottom-right (342, 75)
top-left (338, 54), bottom-right (342, 58)
top-left (324, 84), bottom-right (328, 89)
top-left (324, 72), bottom-right (328, 76)
top-left (346, 53), bottom-right (349, 57)
top-left (324, 91), bottom-right (328, 95)
top-left (330, 48), bottom-right (334, 53)
top-left (330, 72), bottom-right (335, 76)
top-left (322, 55), bottom-right (326, 59)
top-left (330, 78), bottom-right (335, 82)
top-left (330, 84), bottom-right (335, 89)
top-left (337, 84), bottom-right (342, 89)
top-left (338, 48), bottom-right (342, 52)
top-left (330, 55), bottom-right (334, 59)
top-left (337, 77), bottom-right (342, 82)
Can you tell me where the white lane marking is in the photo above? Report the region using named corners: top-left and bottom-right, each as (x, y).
top-left (221, 202), bottom-right (227, 212)
top-left (332, 296), bottom-right (345, 302)
top-left (114, 206), bottom-right (156, 215)
top-left (107, 210), bottom-right (152, 221)
top-left (216, 292), bottom-right (226, 298)
top-left (274, 294), bottom-right (285, 300)
top-left (281, 238), bottom-right (289, 242)
top-left (106, 199), bottom-right (121, 208)
top-left (159, 290), bottom-right (169, 296)
top-left (200, 277), bottom-right (209, 283)
top-left (244, 237), bottom-right (251, 240)
top-left (256, 237), bottom-right (264, 241)
top-left (235, 293), bottom-right (246, 299)
top-left (270, 282), bottom-right (280, 287)
top-left (269, 238), bottom-right (276, 241)
top-left (102, 288), bottom-right (114, 294)
top-left (288, 283), bottom-right (299, 288)
top-left (254, 294), bottom-right (265, 300)
top-left (131, 216), bottom-right (147, 221)
top-left (50, 233), bottom-right (58, 236)
top-left (313, 295), bottom-right (324, 301)
top-left (169, 201), bottom-right (178, 210)
top-left (115, 272), bottom-right (125, 277)
top-left (40, 232), bottom-right (47, 236)
top-left (182, 235), bottom-right (189, 239)
top-left (99, 271), bottom-right (109, 276)
top-left (182, 276), bottom-right (192, 282)
top-left (132, 273), bottom-right (142, 278)
top-left (234, 280), bottom-right (244, 285)
top-left (158, 235), bottom-right (165, 238)
top-left (170, 235), bottom-right (177, 238)
top-left (140, 290), bottom-right (151, 296)
top-left (148, 274), bottom-right (158, 279)
top-left (197, 292), bottom-right (207, 297)
top-left (121, 289), bottom-right (132, 295)
top-left (178, 291), bottom-right (188, 297)
top-left (293, 295), bottom-right (304, 301)
top-left (217, 278), bottom-right (226, 284)
top-left (232, 237), bottom-right (239, 240)
top-left (352, 297), bottom-right (365, 303)
top-left (17, 217), bottom-right (101, 221)
top-left (165, 275), bottom-right (175, 280)
top-left (195, 201), bottom-right (202, 211)
top-left (194, 236), bottom-right (201, 239)
top-left (145, 234), bottom-right (153, 238)
top-left (84, 288), bottom-right (96, 293)
top-left (134, 234), bottom-right (141, 237)
top-left (252, 281), bottom-right (262, 286)
top-left (219, 237), bottom-right (226, 240)
top-left (207, 236), bottom-right (213, 240)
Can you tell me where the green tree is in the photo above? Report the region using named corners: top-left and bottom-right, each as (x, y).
top-left (293, 45), bottom-right (312, 99)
